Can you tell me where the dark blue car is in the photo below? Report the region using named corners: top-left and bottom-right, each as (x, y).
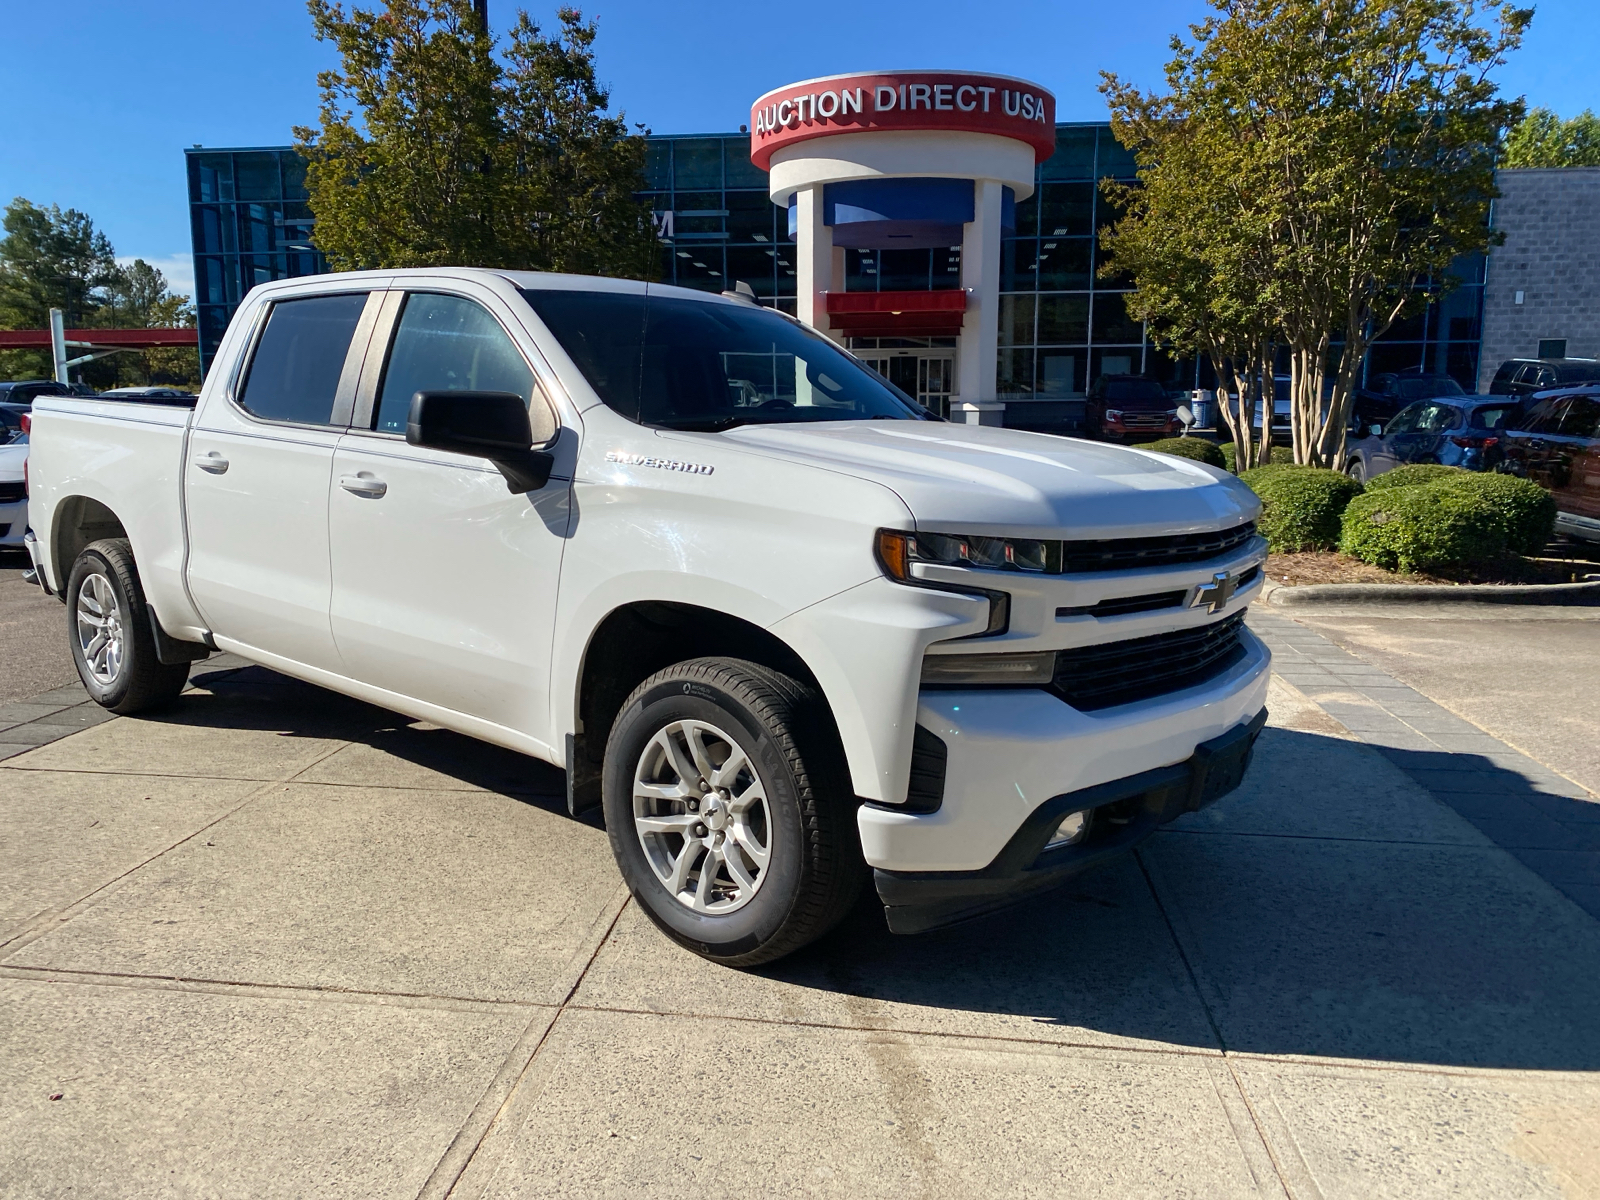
top-left (1344, 395), bottom-right (1521, 485)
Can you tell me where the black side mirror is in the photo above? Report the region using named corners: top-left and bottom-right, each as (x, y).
top-left (406, 390), bottom-right (554, 494)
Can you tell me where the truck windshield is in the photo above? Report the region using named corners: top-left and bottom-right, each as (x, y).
top-left (519, 288), bottom-right (928, 430)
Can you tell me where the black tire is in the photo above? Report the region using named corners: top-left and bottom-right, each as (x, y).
top-left (1346, 459), bottom-right (1366, 484)
top-left (66, 539), bottom-right (190, 714)
top-left (602, 657), bottom-right (864, 967)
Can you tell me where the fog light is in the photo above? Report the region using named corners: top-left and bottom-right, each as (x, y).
top-left (1045, 810), bottom-right (1089, 848)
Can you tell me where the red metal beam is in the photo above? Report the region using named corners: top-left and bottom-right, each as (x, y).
top-left (0, 328), bottom-right (198, 350)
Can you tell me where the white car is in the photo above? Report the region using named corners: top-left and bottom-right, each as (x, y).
top-left (0, 433), bottom-right (26, 551)
top-left (25, 269), bottom-right (1270, 964)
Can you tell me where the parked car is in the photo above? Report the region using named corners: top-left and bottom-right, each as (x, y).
top-left (0, 426), bottom-right (26, 551)
top-left (0, 402), bottom-right (29, 443)
top-left (1353, 371), bottom-right (1465, 428)
top-left (0, 380), bottom-right (69, 407)
top-left (27, 268), bottom-right (1271, 964)
top-left (1085, 375), bottom-right (1182, 442)
top-left (1499, 386), bottom-right (1600, 543)
top-left (1344, 396), bottom-right (1520, 484)
top-left (1487, 358), bottom-right (1600, 402)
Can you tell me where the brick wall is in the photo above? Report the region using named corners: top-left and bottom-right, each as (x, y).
top-left (1478, 167), bottom-right (1600, 391)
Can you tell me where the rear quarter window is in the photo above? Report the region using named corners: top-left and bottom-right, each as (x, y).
top-left (238, 293), bottom-right (369, 425)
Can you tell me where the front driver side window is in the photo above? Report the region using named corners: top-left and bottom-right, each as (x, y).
top-left (1385, 403), bottom-right (1422, 436)
top-left (374, 293), bottom-right (556, 442)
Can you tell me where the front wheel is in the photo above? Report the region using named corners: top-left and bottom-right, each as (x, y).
top-left (602, 658), bottom-right (864, 966)
top-left (1346, 459), bottom-right (1366, 484)
top-left (67, 539), bottom-right (190, 714)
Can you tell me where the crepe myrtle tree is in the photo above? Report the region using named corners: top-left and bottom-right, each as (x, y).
top-left (295, 0), bottom-right (656, 278)
top-left (1098, 106), bottom-right (1279, 470)
top-left (1102, 0), bottom-right (1530, 468)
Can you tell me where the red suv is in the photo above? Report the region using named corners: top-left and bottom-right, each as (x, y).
top-left (1085, 375), bottom-right (1181, 443)
top-left (1499, 386), bottom-right (1600, 544)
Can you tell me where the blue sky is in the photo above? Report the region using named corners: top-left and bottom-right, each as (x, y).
top-left (3, 0), bottom-right (1595, 301)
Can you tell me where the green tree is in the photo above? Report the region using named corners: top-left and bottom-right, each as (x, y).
top-left (1502, 107), bottom-right (1600, 167)
top-left (1102, 0), bottom-right (1529, 469)
top-left (0, 198), bottom-right (120, 379)
top-left (99, 260), bottom-right (200, 387)
top-left (295, 0), bottom-right (656, 277)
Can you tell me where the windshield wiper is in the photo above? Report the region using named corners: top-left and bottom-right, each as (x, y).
top-left (655, 416), bottom-right (758, 432)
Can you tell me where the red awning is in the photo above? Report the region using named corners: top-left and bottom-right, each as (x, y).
top-left (824, 289), bottom-right (967, 338)
top-left (0, 328), bottom-right (198, 350)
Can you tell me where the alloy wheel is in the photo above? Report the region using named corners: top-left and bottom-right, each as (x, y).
top-left (75, 572), bottom-right (125, 686)
top-left (632, 719), bottom-right (771, 914)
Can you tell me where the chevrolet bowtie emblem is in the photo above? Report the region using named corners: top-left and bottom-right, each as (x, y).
top-left (1191, 571), bottom-right (1238, 615)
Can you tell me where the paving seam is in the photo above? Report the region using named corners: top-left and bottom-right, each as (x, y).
top-left (556, 1000), bottom-right (1227, 1059)
top-left (1249, 610), bottom-right (1600, 920)
top-left (1132, 847), bottom-right (1300, 1198)
top-left (421, 890), bottom-right (633, 1200)
top-left (0, 964), bottom-right (546, 1015)
top-left (0, 737), bottom-right (356, 956)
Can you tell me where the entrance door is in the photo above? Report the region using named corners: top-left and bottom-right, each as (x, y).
top-left (858, 351), bottom-right (955, 418)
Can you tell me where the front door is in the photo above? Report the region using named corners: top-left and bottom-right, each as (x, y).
top-left (327, 285), bottom-right (570, 750)
top-left (185, 289), bottom-right (379, 670)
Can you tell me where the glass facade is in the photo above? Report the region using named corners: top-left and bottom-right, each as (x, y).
top-left (190, 127), bottom-right (1484, 404)
top-left (186, 147), bottom-right (328, 374)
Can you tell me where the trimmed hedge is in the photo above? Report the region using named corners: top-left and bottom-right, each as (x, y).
top-left (1364, 464), bottom-right (1469, 492)
top-left (1447, 473), bottom-right (1557, 555)
top-left (1142, 437), bottom-right (1227, 468)
top-left (1220, 443), bottom-right (1284, 474)
top-left (1238, 466), bottom-right (1363, 552)
top-left (1340, 485), bottom-right (1504, 572)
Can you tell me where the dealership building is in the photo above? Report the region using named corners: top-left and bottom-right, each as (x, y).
top-left (187, 68), bottom-right (1535, 427)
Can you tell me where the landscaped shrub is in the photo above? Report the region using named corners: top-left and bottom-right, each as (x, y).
top-left (1340, 484), bottom-right (1504, 572)
top-left (1364, 463), bottom-right (1469, 492)
top-left (1142, 437), bottom-right (1226, 468)
top-left (1221, 441), bottom-right (1287, 474)
top-left (1239, 466), bottom-right (1363, 551)
top-left (1442, 473), bottom-right (1557, 555)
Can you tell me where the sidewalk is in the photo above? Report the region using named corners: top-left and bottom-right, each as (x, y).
top-left (3, 615), bottom-right (1598, 1198)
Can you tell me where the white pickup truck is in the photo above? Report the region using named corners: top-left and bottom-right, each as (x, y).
top-left (25, 269), bottom-right (1270, 964)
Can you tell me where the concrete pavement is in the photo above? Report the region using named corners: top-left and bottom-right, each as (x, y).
top-left (3, 615), bottom-right (1599, 1198)
top-left (0, 555), bottom-right (78, 704)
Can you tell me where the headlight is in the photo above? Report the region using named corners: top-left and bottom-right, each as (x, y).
top-left (921, 651), bottom-right (1055, 686)
top-left (875, 529), bottom-right (1054, 577)
top-left (1104, 408), bottom-right (1123, 421)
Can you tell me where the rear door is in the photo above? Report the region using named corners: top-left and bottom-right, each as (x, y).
top-left (185, 288), bottom-right (382, 669)
top-left (1554, 395), bottom-right (1600, 522)
top-left (326, 283), bottom-right (572, 748)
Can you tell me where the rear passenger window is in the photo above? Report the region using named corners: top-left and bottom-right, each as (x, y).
top-left (238, 293), bottom-right (368, 425)
top-left (374, 293), bottom-right (553, 442)
top-left (1559, 396), bottom-right (1600, 438)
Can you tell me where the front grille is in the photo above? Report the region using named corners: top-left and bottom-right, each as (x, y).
top-left (1058, 589), bottom-right (1187, 619)
top-left (1052, 612), bottom-right (1248, 711)
top-left (1061, 522), bottom-right (1257, 574)
top-left (0, 482), bottom-right (24, 504)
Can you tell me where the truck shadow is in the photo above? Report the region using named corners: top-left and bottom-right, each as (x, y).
top-left (759, 726), bottom-right (1600, 1073)
top-left (173, 664), bottom-right (1600, 1072)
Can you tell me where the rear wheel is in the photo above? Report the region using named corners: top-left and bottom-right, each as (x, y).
top-left (602, 657), bottom-right (863, 966)
top-left (67, 539), bottom-right (190, 714)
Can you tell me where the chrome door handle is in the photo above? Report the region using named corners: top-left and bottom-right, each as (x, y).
top-left (339, 471), bottom-right (387, 498)
top-left (193, 451), bottom-right (229, 474)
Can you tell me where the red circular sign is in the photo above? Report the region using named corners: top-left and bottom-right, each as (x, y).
top-left (750, 71), bottom-right (1056, 171)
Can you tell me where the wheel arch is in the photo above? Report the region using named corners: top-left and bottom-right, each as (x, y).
top-left (51, 495), bottom-right (129, 593)
top-left (567, 600), bottom-right (849, 815)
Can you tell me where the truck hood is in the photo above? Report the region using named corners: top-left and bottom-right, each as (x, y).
top-left (718, 421), bottom-right (1258, 539)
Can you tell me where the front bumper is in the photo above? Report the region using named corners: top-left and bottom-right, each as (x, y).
top-left (874, 707), bottom-right (1268, 934)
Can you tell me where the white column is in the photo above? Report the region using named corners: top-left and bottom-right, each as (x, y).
top-left (955, 179), bottom-right (1005, 426)
top-left (793, 185), bottom-right (838, 343)
top-left (50, 308), bottom-right (69, 384)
